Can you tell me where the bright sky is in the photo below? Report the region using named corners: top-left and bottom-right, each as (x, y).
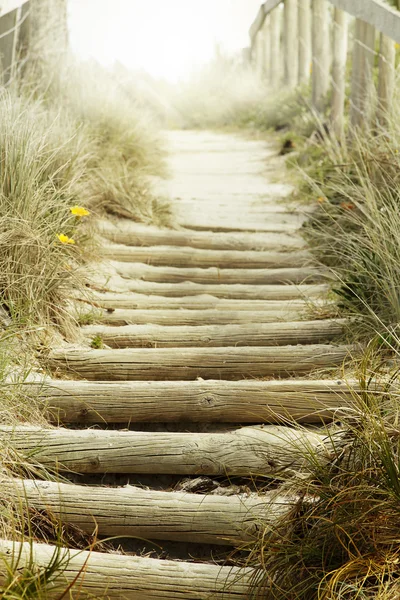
top-left (68, 0), bottom-right (262, 82)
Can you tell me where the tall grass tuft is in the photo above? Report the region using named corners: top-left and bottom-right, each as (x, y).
top-left (243, 360), bottom-right (400, 599)
top-left (0, 90), bottom-right (93, 330)
top-left (296, 111), bottom-right (400, 338)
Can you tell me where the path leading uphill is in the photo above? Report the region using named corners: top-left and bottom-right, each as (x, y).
top-left (2, 131), bottom-right (355, 598)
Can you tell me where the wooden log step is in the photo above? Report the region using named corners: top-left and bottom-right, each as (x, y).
top-left (5, 478), bottom-right (290, 545)
top-left (98, 219), bottom-right (306, 250)
top-left (93, 277), bottom-right (330, 301)
top-left (38, 378), bottom-right (356, 424)
top-left (0, 425), bottom-right (326, 475)
top-left (84, 291), bottom-right (324, 311)
top-left (109, 261), bottom-right (327, 285)
top-left (88, 307), bottom-right (313, 326)
top-left (47, 345), bottom-right (353, 381)
top-left (102, 244), bottom-right (313, 269)
top-left (0, 539), bottom-right (253, 599)
top-left (176, 211), bottom-right (306, 233)
top-left (82, 320), bottom-right (346, 349)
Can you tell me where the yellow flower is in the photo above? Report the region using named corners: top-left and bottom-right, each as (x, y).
top-left (70, 206), bottom-right (90, 217)
top-left (317, 196), bottom-right (326, 204)
top-left (57, 233), bottom-right (75, 245)
top-left (396, 43), bottom-right (400, 50)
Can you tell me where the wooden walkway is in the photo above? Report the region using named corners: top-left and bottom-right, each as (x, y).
top-left (2, 131), bottom-right (354, 598)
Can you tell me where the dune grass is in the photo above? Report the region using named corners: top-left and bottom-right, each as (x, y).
top-left (229, 55), bottom-right (400, 600)
top-left (0, 2), bottom-right (170, 594)
top-left (169, 55), bottom-right (311, 132)
top-left (241, 354), bottom-right (400, 600)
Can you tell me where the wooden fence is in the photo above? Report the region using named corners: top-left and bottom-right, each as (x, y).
top-left (249, 0), bottom-right (400, 136)
top-left (0, 0), bottom-right (29, 84)
top-left (0, 0), bottom-right (68, 85)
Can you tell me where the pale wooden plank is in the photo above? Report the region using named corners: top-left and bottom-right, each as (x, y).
top-left (327, 0), bottom-right (400, 45)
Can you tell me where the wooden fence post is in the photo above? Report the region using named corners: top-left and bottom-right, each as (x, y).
top-left (377, 34), bottom-right (395, 127)
top-left (350, 19), bottom-right (376, 128)
top-left (284, 0), bottom-right (298, 88)
top-left (298, 0), bottom-right (311, 84)
top-left (270, 7), bottom-right (282, 88)
top-left (263, 14), bottom-right (271, 83)
top-left (255, 28), bottom-right (265, 79)
top-left (312, 0), bottom-right (331, 111)
top-left (0, 7), bottom-right (19, 84)
top-left (331, 8), bottom-right (348, 138)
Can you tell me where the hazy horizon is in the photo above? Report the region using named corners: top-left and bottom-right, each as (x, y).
top-left (68, 0), bottom-right (263, 82)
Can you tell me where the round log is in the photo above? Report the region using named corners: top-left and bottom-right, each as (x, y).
top-left (37, 378), bottom-right (356, 424)
top-left (5, 478), bottom-right (291, 545)
top-left (81, 319), bottom-right (346, 349)
top-left (91, 276), bottom-right (330, 301)
top-left (0, 425), bottom-right (327, 475)
top-left (98, 220), bottom-right (306, 251)
top-left (0, 539), bottom-right (253, 599)
top-left (108, 262), bottom-right (327, 286)
top-left (47, 344), bottom-right (353, 381)
top-left (101, 244), bottom-right (313, 269)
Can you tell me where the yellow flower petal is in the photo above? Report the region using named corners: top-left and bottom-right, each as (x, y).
top-left (57, 234), bottom-right (75, 245)
top-left (70, 206), bottom-right (90, 217)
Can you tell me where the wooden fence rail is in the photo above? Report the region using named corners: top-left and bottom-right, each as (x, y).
top-left (249, 0), bottom-right (400, 133)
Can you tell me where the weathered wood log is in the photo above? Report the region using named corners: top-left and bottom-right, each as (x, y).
top-left (0, 539), bottom-right (253, 599)
top-left (5, 478), bottom-right (291, 545)
top-left (101, 245), bottom-right (313, 269)
top-left (85, 307), bottom-right (313, 326)
top-left (175, 208), bottom-right (306, 233)
top-left (0, 425), bottom-right (327, 475)
top-left (91, 276), bottom-right (330, 301)
top-left (98, 220), bottom-right (306, 251)
top-left (82, 319), bottom-right (346, 349)
top-left (37, 378), bottom-right (357, 424)
top-left (108, 261), bottom-right (327, 286)
top-left (82, 291), bottom-right (325, 311)
top-left (47, 345), bottom-right (353, 381)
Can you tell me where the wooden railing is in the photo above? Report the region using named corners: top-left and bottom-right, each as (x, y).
top-left (249, 0), bottom-right (400, 136)
top-left (0, 0), bottom-right (29, 84)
